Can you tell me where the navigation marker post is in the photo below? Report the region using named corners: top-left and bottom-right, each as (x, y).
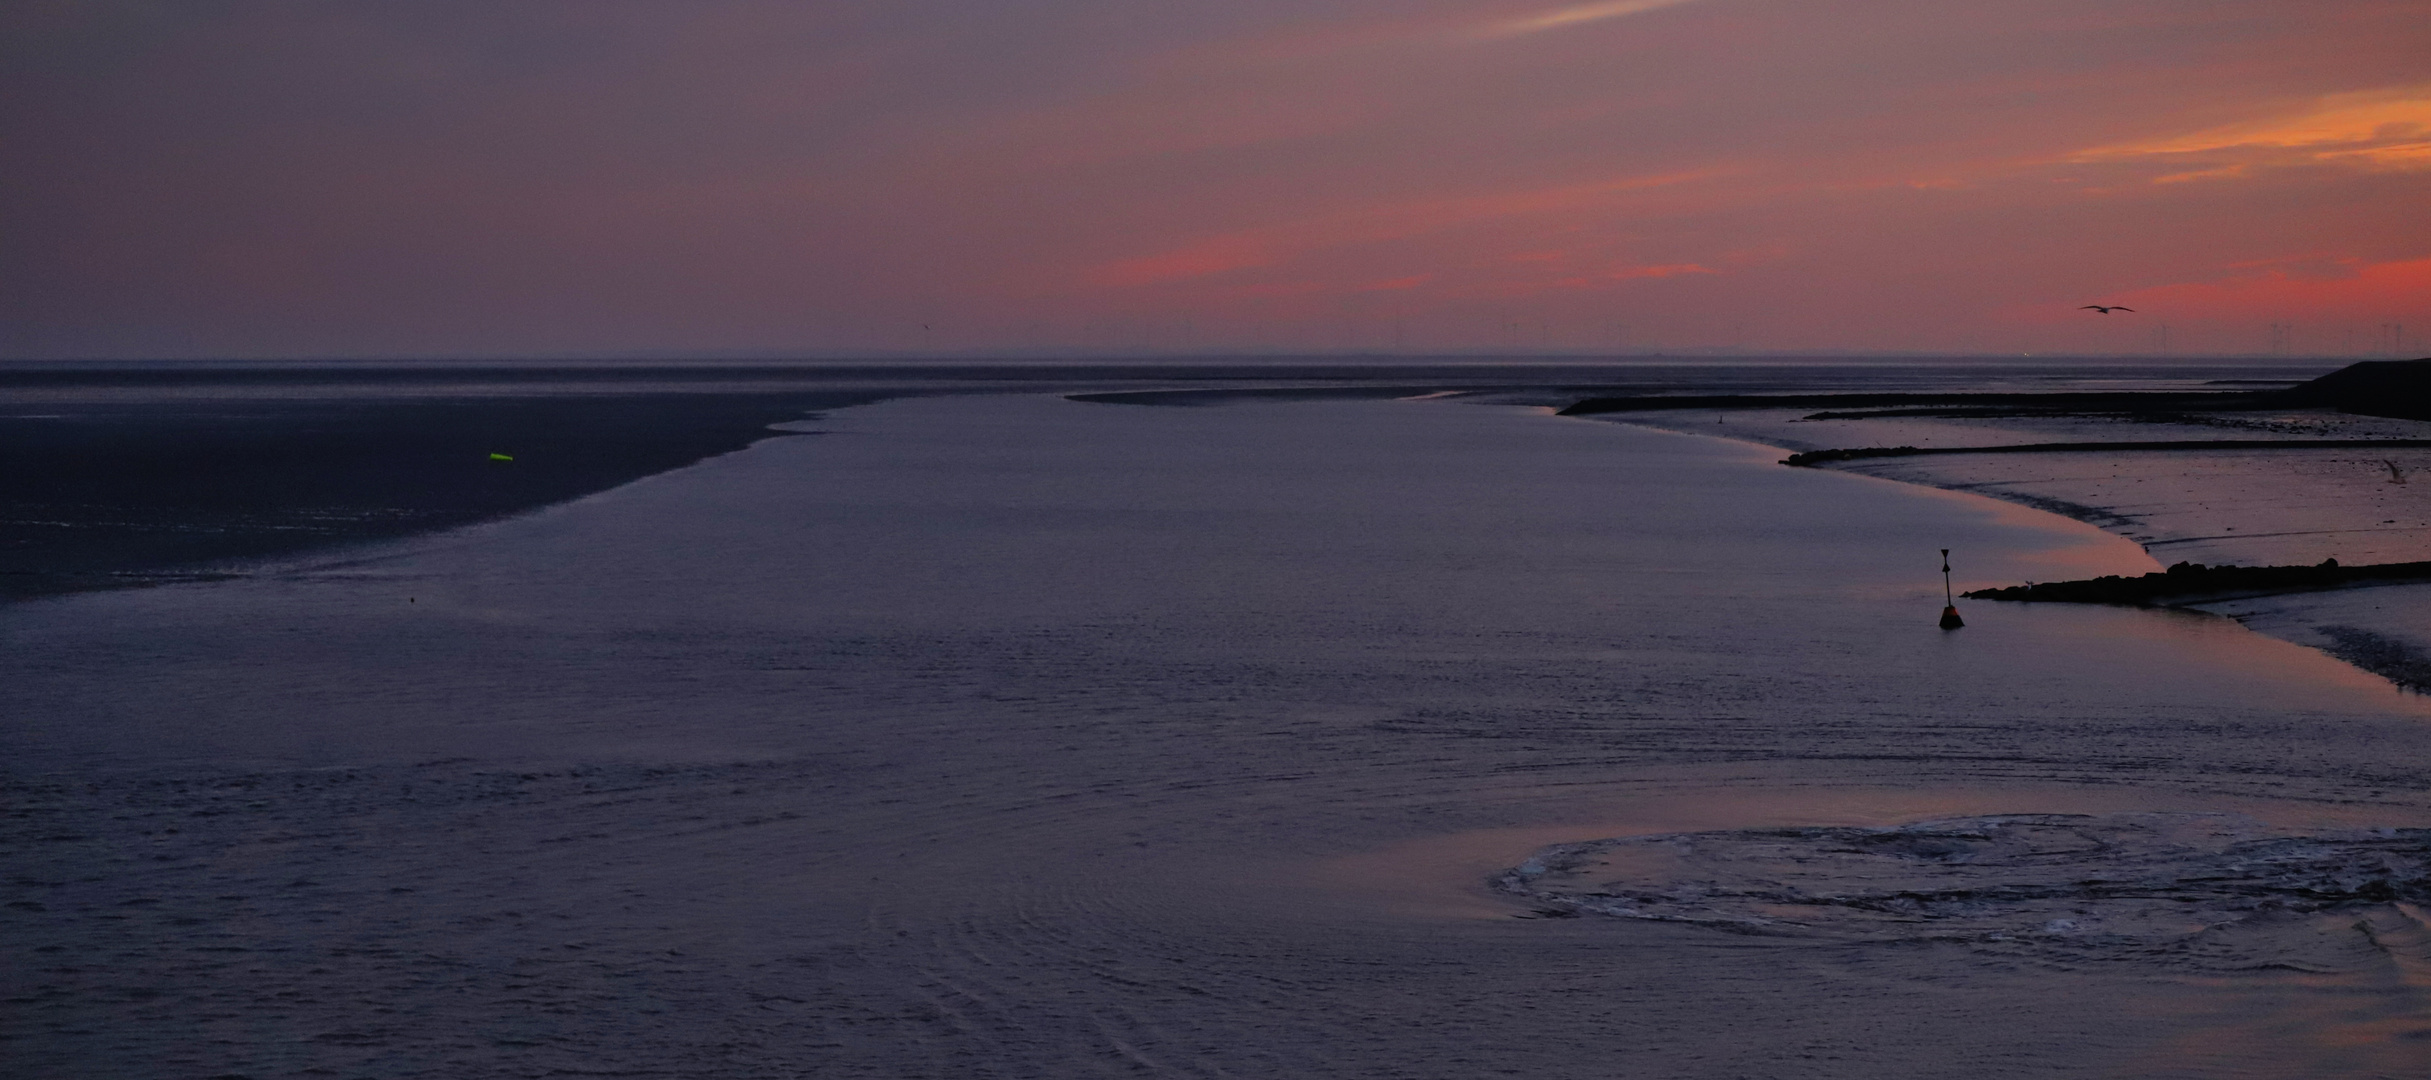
top-left (1940, 549), bottom-right (1965, 629)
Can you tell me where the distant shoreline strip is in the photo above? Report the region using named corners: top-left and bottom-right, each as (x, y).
top-left (1781, 439), bottom-right (2431, 467)
top-left (1557, 391), bottom-right (2261, 416)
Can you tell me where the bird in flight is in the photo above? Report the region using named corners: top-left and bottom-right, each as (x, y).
top-left (2080, 305), bottom-right (2135, 314)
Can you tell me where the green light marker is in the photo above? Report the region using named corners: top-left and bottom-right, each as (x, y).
top-left (488, 452), bottom-right (514, 462)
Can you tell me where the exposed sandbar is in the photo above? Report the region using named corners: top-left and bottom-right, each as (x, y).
top-left (0, 366), bottom-right (903, 601)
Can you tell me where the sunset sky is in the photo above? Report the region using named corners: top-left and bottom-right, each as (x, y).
top-left (4, 0), bottom-right (2427, 359)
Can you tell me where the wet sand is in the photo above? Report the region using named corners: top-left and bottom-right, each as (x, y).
top-left (1579, 389), bottom-right (2431, 696)
top-left (0, 369), bottom-right (907, 600)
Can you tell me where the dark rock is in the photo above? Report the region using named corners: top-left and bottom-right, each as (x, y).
top-left (1963, 559), bottom-right (2431, 606)
top-left (2265, 358), bottom-right (2431, 421)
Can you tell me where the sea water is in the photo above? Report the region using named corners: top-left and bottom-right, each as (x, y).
top-left (6, 385), bottom-right (2429, 1077)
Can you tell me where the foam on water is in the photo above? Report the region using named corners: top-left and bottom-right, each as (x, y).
top-left (1495, 813), bottom-right (2431, 947)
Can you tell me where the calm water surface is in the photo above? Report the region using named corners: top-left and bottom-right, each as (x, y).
top-left (7, 390), bottom-right (2429, 1078)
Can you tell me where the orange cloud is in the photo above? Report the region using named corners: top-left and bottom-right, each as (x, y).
top-left (2069, 85), bottom-right (2431, 183)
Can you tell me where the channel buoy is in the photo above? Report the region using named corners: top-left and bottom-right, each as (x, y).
top-left (1939, 548), bottom-right (1965, 629)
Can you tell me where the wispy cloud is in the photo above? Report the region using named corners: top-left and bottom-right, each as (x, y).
top-left (1086, 170), bottom-right (1723, 288)
top-left (1610, 262), bottom-right (1716, 279)
top-left (1476, 0), bottom-right (1711, 40)
top-left (2112, 255), bottom-right (2431, 320)
top-left (2070, 85), bottom-right (2431, 181)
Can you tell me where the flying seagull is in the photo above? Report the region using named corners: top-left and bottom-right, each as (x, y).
top-left (2080, 305), bottom-right (2135, 314)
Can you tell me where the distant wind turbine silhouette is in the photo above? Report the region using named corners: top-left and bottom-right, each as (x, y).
top-left (2080, 305), bottom-right (2135, 314)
